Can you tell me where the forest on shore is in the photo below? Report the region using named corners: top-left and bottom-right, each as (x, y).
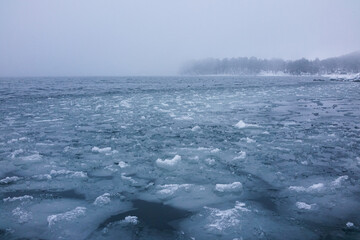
top-left (180, 51), bottom-right (360, 75)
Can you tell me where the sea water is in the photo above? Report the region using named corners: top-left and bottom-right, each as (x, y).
top-left (0, 76), bottom-right (360, 239)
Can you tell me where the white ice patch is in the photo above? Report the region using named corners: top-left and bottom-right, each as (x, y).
top-left (121, 173), bottom-right (137, 184)
top-left (191, 126), bottom-right (201, 131)
top-left (10, 149), bottom-right (24, 159)
top-left (331, 175), bottom-right (348, 187)
top-left (92, 147), bottom-right (112, 153)
top-left (21, 152), bottom-right (42, 161)
top-left (233, 151), bottom-right (246, 160)
top-left (47, 207), bottom-right (86, 227)
top-left (50, 170), bottom-right (87, 178)
top-left (289, 183), bottom-right (324, 193)
top-left (4, 195), bottom-right (33, 202)
top-left (215, 182), bottom-right (243, 193)
top-left (175, 116), bottom-right (193, 121)
top-left (210, 148), bottom-right (220, 153)
top-left (120, 100), bottom-right (131, 108)
top-left (234, 120), bottom-right (258, 129)
top-left (245, 137), bottom-right (256, 143)
top-left (296, 202), bottom-right (314, 210)
top-left (117, 161), bottom-right (129, 168)
top-left (156, 155), bottom-right (181, 170)
top-left (205, 201), bottom-right (250, 231)
top-left (122, 216), bottom-right (138, 225)
top-left (12, 207), bottom-right (32, 223)
top-left (205, 158), bottom-right (216, 166)
top-left (157, 184), bottom-right (192, 195)
top-left (93, 193), bottom-right (111, 206)
top-left (0, 176), bottom-right (21, 184)
top-left (32, 174), bottom-right (52, 180)
top-left (346, 222), bottom-right (355, 228)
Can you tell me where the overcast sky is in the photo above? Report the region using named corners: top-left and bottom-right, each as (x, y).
top-left (0, 0), bottom-right (360, 76)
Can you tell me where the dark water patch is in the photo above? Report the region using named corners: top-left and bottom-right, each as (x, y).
top-left (98, 199), bottom-right (192, 231)
top-left (301, 219), bottom-right (360, 240)
top-left (1, 189), bottom-right (85, 200)
top-left (87, 174), bottom-right (114, 180)
top-left (246, 196), bottom-right (278, 212)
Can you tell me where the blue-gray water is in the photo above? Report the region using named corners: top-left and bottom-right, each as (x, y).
top-left (1, 76), bottom-right (360, 240)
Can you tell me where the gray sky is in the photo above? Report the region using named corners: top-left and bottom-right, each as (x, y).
top-left (0, 0), bottom-right (360, 76)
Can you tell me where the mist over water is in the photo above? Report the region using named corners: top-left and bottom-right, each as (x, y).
top-left (1, 0), bottom-right (360, 76)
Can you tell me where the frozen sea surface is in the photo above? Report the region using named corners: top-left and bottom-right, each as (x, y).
top-left (1, 76), bottom-right (360, 239)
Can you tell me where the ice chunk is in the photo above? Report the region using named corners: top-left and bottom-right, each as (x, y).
top-left (12, 207), bottom-right (32, 223)
top-left (10, 149), bottom-right (24, 159)
top-left (21, 152), bottom-right (42, 161)
top-left (121, 173), bottom-right (137, 184)
top-left (157, 184), bottom-right (192, 195)
top-left (234, 120), bottom-right (246, 128)
top-left (120, 100), bottom-right (131, 108)
top-left (50, 169), bottom-right (87, 178)
top-left (210, 148), bottom-right (220, 153)
top-left (215, 182), bottom-right (243, 193)
top-left (117, 161), bottom-right (129, 168)
top-left (205, 158), bottom-right (216, 166)
top-left (191, 125), bottom-right (201, 131)
top-left (92, 146), bottom-right (112, 153)
top-left (32, 174), bottom-right (52, 180)
top-left (156, 155), bottom-right (181, 170)
top-left (205, 201), bottom-right (250, 231)
top-left (0, 176), bottom-right (21, 184)
top-left (296, 202), bottom-right (314, 210)
top-left (122, 216), bottom-right (138, 225)
top-left (245, 137), bottom-right (255, 143)
top-left (94, 193), bottom-right (111, 206)
top-left (346, 222), bottom-right (354, 228)
top-left (4, 195), bottom-right (33, 202)
top-left (289, 183), bottom-right (324, 193)
top-left (175, 116), bottom-right (193, 120)
top-left (331, 175), bottom-right (348, 187)
top-left (233, 151), bottom-right (246, 160)
top-left (47, 207), bottom-right (86, 227)
top-left (234, 120), bottom-right (258, 129)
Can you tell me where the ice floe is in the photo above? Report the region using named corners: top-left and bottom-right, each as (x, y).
top-left (331, 175), bottom-right (348, 187)
top-left (117, 161), bottom-right (129, 168)
top-left (47, 207), bottom-right (86, 227)
top-left (205, 201), bottom-right (250, 231)
top-left (92, 146), bottom-right (112, 153)
top-left (215, 182), bottom-right (243, 193)
top-left (295, 202), bottom-right (314, 210)
top-left (10, 149), bottom-right (24, 159)
top-left (122, 216), bottom-right (138, 225)
top-left (0, 176), bottom-right (21, 184)
top-left (233, 151), bottom-right (246, 160)
top-left (21, 152), bottom-right (42, 161)
top-left (12, 207), bottom-right (32, 223)
top-left (346, 222), bottom-right (355, 228)
top-left (289, 183), bottom-right (324, 193)
top-left (94, 193), bottom-right (111, 206)
top-left (50, 170), bottom-right (87, 178)
top-left (234, 120), bottom-right (258, 129)
top-left (121, 173), bottom-right (137, 184)
top-left (157, 184), bottom-right (193, 195)
top-left (156, 155), bottom-right (181, 170)
top-left (4, 195), bottom-right (33, 202)
top-left (191, 125), bottom-right (201, 131)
